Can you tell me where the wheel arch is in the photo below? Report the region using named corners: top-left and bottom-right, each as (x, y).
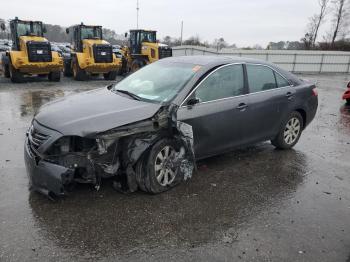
top-left (294, 108), bottom-right (307, 129)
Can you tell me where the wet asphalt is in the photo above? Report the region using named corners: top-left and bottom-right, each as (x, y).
top-left (0, 74), bottom-right (349, 262)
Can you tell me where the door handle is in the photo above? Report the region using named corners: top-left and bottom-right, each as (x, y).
top-left (236, 103), bottom-right (248, 111)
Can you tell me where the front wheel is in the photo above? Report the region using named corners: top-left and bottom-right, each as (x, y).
top-left (72, 58), bottom-right (88, 81)
top-left (130, 59), bottom-right (146, 73)
top-left (135, 138), bottom-right (183, 194)
top-left (48, 71), bottom-right (61, 82)
top-left (271, 111), bottom-right (303, 149)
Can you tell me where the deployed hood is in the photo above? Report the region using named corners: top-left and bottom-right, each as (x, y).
top-left (35, 87), bottom-right (162, 137)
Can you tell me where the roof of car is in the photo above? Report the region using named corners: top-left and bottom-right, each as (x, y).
top-left (161, 55), bottom-right (302, 86)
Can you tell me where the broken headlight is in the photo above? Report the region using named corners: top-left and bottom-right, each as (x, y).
top-left (46, 136), bottom-right (96, 155)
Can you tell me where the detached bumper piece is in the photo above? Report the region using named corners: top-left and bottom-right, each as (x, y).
top-left (25, 138), bottom-right (74, 197)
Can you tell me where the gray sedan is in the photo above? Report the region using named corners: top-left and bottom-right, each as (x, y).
top-left (24, 56), bottom-right (318, 197)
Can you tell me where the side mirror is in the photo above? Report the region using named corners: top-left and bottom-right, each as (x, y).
top-left (66, 28), bottom-right (70, 34)
top-left (347, 82), bottom-right (350, 88)
top-left (42, 26), bottom-right (47, 33)
top-left (187, 98), bottom-right (200, 106)
top-left (0, 23), bottom-right (5, 31)
top-left (124, 32), bottom-right (128, 38)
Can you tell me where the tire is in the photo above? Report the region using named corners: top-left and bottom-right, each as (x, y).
top-left (271, 111), bottom-right (304, 150)
top-left (118, 57), bottom-right (127, 75)
top-left (136, 138), bottom-right (183, 194)
top-left (48, 71), bottom-right (61, 82)
top-left (72, 58), bottom-right (88, 81)
top-left (63, 62), bottom-right (73, 77)
top-left (130, 59), bottom-right (146, 73)
top-left (4, 64), bottom-right (10, 78)
top-left (103, 71), bottom-right (117, 80)
top-left (9, 64), bottom-right (25, 83)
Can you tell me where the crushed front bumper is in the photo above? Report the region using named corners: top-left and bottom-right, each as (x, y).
top-left (24, 137), bottom-right (74, 197)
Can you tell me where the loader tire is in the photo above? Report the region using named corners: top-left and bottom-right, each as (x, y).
top-left (48, 71), bottom-right (61, 82)
top-left (9, 64), bottom-right (25, 83)
top-left (3, 64), bottom-right (10, 78)
top-left (103, 71), bottom-right (117, 80)
top-left (72, 58), bottom-right (88, 81)
top-left (130, 59), bottom-right (146, 73)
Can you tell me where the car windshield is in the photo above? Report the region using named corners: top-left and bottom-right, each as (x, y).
top-left (112, 62), bottom-right (198, 103)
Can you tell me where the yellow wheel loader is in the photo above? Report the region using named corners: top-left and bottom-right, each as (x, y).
top-left (121, 30), bottom-right (172, 73)
top-left (0, 18), bottom-right (63, 83)
top-left (65, 23), bottom-right (122, 81)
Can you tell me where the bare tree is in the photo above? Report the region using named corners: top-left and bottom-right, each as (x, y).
top-left (329, 0), bottom-right (349, 46)
top-left (305, 0), bottom-right (329, 47)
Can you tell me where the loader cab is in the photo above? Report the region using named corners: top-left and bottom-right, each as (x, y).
top-left (9, 18), bottom-right (45, 51)
top-left (67, 24), bottom-right (103, 52)
top-left (129, 30), bottom-right (157, 55)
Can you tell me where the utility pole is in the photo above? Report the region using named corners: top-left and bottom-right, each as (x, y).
top-left (180, 21), bottom-right (183, 45)
top-left (136, 0), bottom-right (139, 29)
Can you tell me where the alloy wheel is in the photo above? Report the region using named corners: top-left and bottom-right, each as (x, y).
top-left (283, 117), bottom-right (301, 145)
top-left (154, 145), bottom-right (176, 186)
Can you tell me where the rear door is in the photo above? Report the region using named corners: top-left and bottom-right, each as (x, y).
top-left (177, 64), bottom-right (249, 158)
top-left (242, 64), bottom-right (295, 144)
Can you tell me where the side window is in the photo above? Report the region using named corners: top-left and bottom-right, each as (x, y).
top-left (246, 65), bottom-right (277, 93)
top-left (275, 72), bottom-right (290, 88)
top-left (195, 64), bottom-right (244, 103)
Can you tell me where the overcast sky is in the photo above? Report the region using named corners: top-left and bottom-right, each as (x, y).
top-left (1, 0), bottom-right (331, 47)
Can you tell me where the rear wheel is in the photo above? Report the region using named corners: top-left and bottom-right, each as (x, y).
top-left (271, 111), bottom-right (303, 149)
top-left (48, 71), bottom-right (61, 82)
top-left (9, 64), bottom-right (25, 83)
top-left (103, 71), bottom-right (117, 80)
top-left (72, 58), bottom-right (88, 81)
top-left (135, 138), bottom-right (183, 194)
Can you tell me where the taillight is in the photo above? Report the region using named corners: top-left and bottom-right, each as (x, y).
top-left (312, 87), bottom-right (318, 96)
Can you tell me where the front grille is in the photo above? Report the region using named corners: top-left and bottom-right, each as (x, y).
top-left (93, 44), bottom-right (113, 63)
top-left (28, 124), bottom-right (50, 150)
top-left (158, 47), bottom-right (172, 59)
top-left (27, 41), bottom-right (52, 62)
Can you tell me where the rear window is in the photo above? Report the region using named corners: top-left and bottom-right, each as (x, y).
top-left (275, 72), bottom-right (290, 87)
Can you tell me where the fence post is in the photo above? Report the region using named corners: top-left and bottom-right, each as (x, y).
top-left (347, 55), bottom-right (350, 73)
top-left (191, 48), bottom-right (194, 55)
top-left (319, 54), bottom-right (325, 73)
top-left (292, 54), bottom-right (297, 73)
top-left (266, 53), bottom-right (269, 61)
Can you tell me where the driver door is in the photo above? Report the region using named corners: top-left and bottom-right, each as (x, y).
top-left (177, 64), bottom-right (249, 159)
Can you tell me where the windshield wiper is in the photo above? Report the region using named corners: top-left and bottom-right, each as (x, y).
top-left (114, 89), bottom-right (142, 101)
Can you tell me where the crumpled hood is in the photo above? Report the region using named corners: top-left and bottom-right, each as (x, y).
top-left (34, 87), bottom-right (162, 137)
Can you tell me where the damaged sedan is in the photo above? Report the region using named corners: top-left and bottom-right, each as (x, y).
top-left (24, 56), bottom-right (318, 197)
